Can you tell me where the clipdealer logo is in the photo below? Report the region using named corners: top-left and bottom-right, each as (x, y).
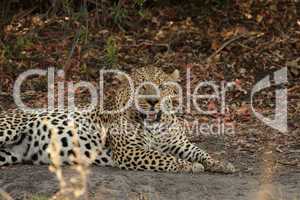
top-left (250, 67), bottom-right (288, 133)
top-left (10, 67), bottom-right (288, 134)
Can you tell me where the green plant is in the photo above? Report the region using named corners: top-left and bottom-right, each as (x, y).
top-left (16, 36), bottom-right (33, 50)
top-left (1, 43), bottom-right (12, 60)
top-left (111, 2), bottom-right (128, 29)
top-left (104, 36), bottom-right (118, 68)
top-left (134, 0), bottom-right (146, 7)
top-left (61, 0), bottom-right (73, 17)
top-left (0, 35), bottom-right (32, 61)
top-left (78, 26), bottom-right (89, 45)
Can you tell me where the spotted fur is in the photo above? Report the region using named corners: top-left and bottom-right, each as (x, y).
top-left (0, 67), bottom-right (235, 174)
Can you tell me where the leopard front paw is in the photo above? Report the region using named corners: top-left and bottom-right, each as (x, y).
top-left (179, 161), bottom-right (204, 173)
top-left (204, 159), bottom-right (236, 174)
top-left (223, 162), bottom-right (236, 174)
top-left (192, 163), bottom-right (205, 173)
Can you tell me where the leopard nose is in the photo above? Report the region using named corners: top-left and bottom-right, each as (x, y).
top-left (146, 98), bottom-right (159, 107)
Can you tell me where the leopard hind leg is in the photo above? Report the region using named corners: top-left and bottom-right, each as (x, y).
top-left (0, 149), bottom-right (22, 166)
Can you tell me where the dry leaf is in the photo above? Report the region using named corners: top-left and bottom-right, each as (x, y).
top-left (236, 104), bottom-right (250, 116)
top-left (221, 29), bottom-right (235, 39)
top-left (151, 17), bottom-right (160, 26)
top-left (245, 13), bottom-right (253, 19)
top-left (211, 40), bottom-right (221, 51)
top-left (208, 101), bottom-right (217, 112)
top-left (256, 15), bottom-right (264, 23)
top-left (286, 58), bottom-right (300, 69)
top-left (235, 26), bottom-right (247, 35)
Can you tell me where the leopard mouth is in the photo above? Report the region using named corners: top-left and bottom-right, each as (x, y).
top-left (139, 111), bottom-right (162, 122)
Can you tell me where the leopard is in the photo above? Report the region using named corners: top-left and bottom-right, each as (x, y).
top-left (0, 66), bottom-right (235, 174)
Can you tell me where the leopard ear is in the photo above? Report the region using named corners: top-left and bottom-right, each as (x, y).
top-left (170, 69), bottom-right (180, 81)
top-left (115, 74), bottom-right (127, 83)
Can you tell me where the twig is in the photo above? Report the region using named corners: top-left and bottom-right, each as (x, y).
top-left (288, 85), bottom-right (300, 92)
top-left (64, 30), bottom-right (81, 77)
top-left (206, 34), bottom-right (246, 63)
top-left (206, 33), bottom-right (260, 63)
top-left (237, 42), bottom-right (253, 50)
top-left (122, 41), bottom-right (170, 51)
top-left (0, 92), bottom-right (11, 97)
top-left (277, 160), bottom-right (299, 166)
top-left (12, 6), bottom-right (37, 22)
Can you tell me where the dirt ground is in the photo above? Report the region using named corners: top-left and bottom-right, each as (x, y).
top-left (0, 160), bottom-right (299, 200)
top-left (0, 124), bottom-right (299, 200)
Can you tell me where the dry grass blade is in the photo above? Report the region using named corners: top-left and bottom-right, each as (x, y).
top-left (0, 188), bottom-right (14, 200)
top-left (48, 118), bottom-right (96, 200)
top-left (48, 125), bottom-right (67, 190)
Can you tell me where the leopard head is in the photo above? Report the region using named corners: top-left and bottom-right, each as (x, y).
top-left (116, 66), bottom-right (181, 123)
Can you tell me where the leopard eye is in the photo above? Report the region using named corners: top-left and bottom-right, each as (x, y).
top-left (139, 85), bottom-right (146, 92)
top-left (159, 84), bottom-right (165, 90)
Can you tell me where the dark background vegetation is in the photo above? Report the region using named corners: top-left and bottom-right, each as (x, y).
top-left (0, 0), bottom-right (298, 114)
top-left (0, 0), bottom-right (299, 171)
